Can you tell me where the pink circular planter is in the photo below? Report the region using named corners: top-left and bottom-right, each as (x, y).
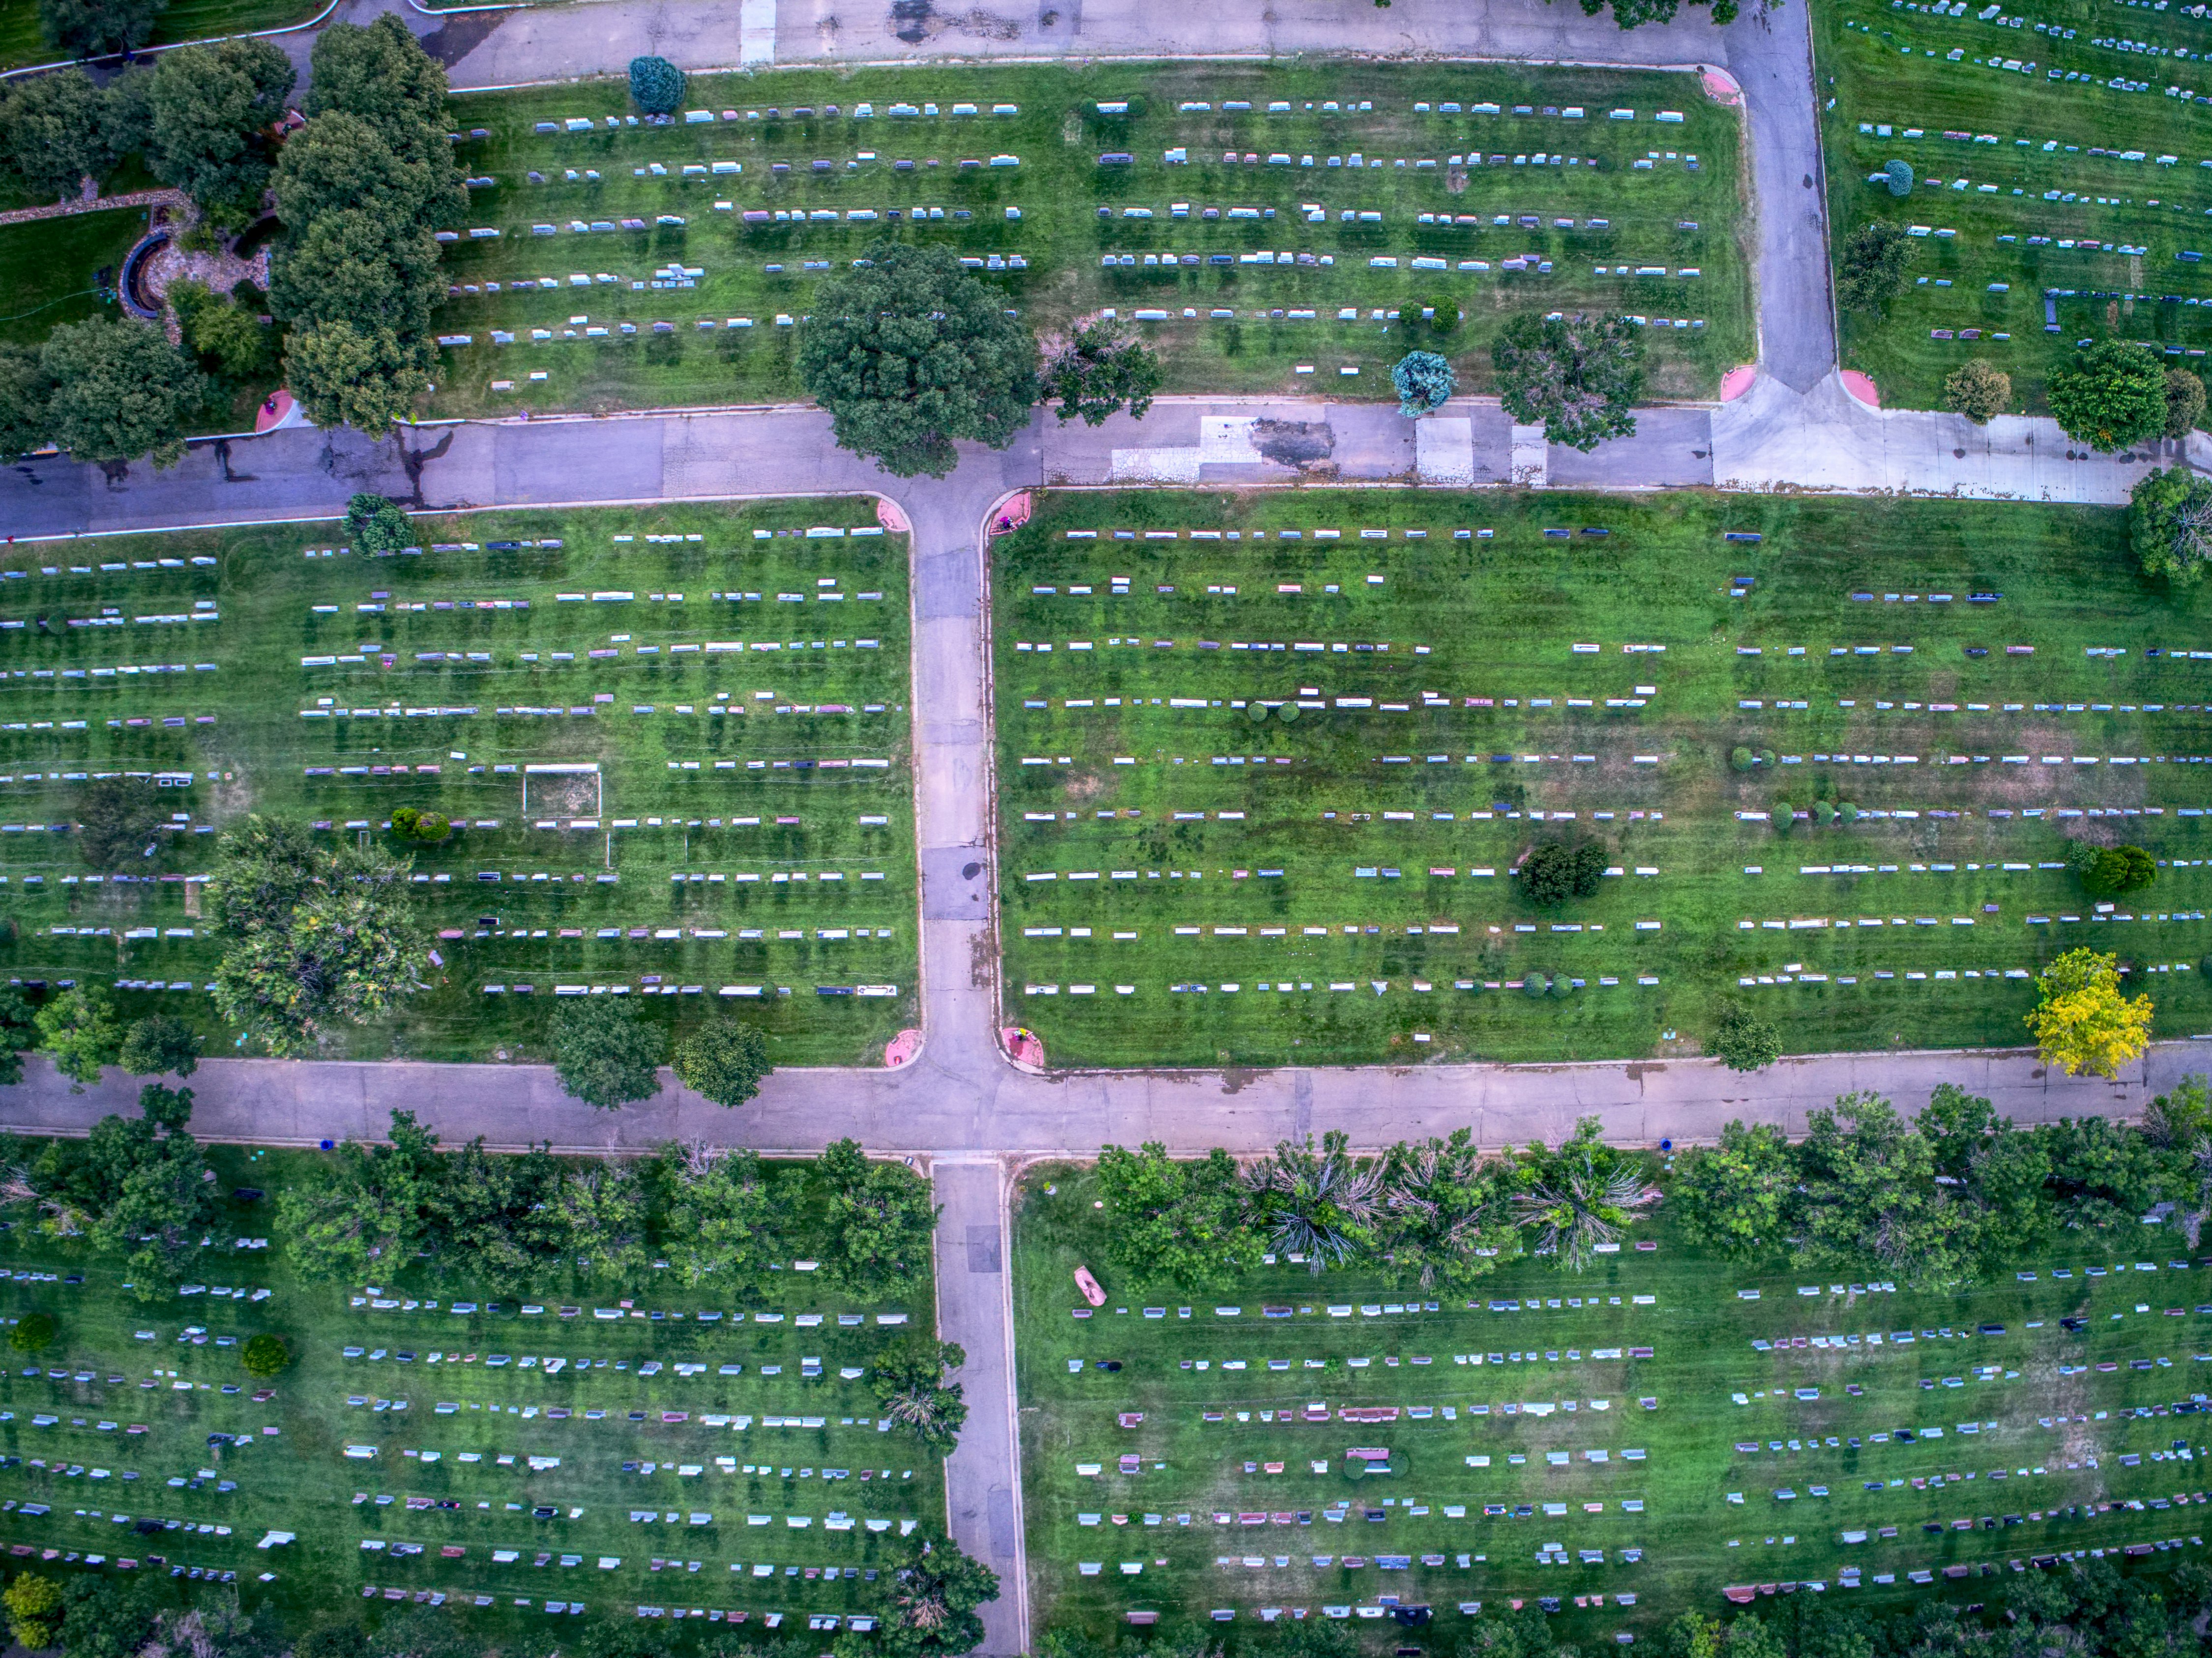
top-left (1842, 370), bottom-right (1881, 407)
top-left (884, 1028), bottom-right (922, 1068)
top-left (1719, 364), bottom-right (1758, 402)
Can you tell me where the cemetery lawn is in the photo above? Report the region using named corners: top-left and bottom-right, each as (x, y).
top-left (0, 500), bottom-right (918, 1066)
top-left (0, 1141), bottom-right (943, 1644)
top-left (0, 208), bottom-right (155, 346)
top-left (425, 61), bottom-right (1751, 419)
top-left (991, 488), bottom-right (2212, 1071)
top-left (1013, 1162), bottom-right (2212, 1650)
top-left (1816, 0), bottom-right (2212, 412)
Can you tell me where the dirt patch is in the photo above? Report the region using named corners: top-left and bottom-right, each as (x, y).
top-left (526, 772), bottom-right (600, 817)
top-left (970, 923), bottom-right (999, 989)
top-left (1252, 419), bottom-right (1335, 469)
top-left (1446, 167), bottom-right (1468, 194)
top-left (890, 0), bottom-right (1021, 41)
top-left (1063, 771), bottom-right (1106, 802)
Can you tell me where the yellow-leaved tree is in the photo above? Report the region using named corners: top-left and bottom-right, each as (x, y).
top-left (2025, 948), bottom-right (2153, 1078)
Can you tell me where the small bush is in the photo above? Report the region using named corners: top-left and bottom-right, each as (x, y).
top-left (1428, 298), bottom-right (1461, 334)
top-left (1943, 358), bottom-right (2010, 425)
top-left (1836, 801), bottom-right (1859, 823)
top-left (1884, 159), bottom-right (1915, 197)
top-left (1390, 349), bottom-right (1456, 417)
top-left (1276, 702), bottom-right (1300, 725)
top-left (1770, 800), bottom-right (1794, 832)
top-left (628, 55), bottom-right (685, 115)
top-left (1811, 800), bottom-right (1835, 826)
top-left (1246, 702), bottom-right (1268, 723)
top-left (2078, 843), bottom-right (2157, 899)
top-left (1710, 1004), bottom-right (1782, 1071)
top-left (1521, 840), bottom-right (1607, 906)
top-left (1521, 973), bottom-right (1547, 998)
top-left (1546, 973), bottom-right (1573, 998)
top-left (9, 1312), bottom-right (54, 1353)
top-left (1729, 745), bottom-right (1756, 772)
top-left (241, 1332), bottom-right (290, 1378)
top-left (345, 493), bottom-right (410, 555)
top-left (389, 806), bottom-right (450, 844)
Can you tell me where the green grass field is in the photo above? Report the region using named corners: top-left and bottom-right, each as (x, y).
top-left (0, 0), bottom-right (321, 69)
top-left (1014, 1160), bottom-right (2212, 1652)
top-left (423, 61), bottom-right (1751, 419)
top-left (0, 1140), bottom-right (942, 1646)
top-left (0, 209), bottom-right (153, 346)
top-left (991, 489), bottom-right (2212, 1070)
top-left (1816, 0), bottom-right (2212, 411)
top-left (0, 500), bottom-right (918, 1067)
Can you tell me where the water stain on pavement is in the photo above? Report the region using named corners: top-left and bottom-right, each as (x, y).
top-left (416, 12), bottom-right (505, 66)
top-left (890, 0), bottom-right (1023, 42)
top-left (1251, 418), bottom-right (1334, 470)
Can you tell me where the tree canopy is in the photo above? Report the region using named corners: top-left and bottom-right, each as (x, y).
top-left (117, 1014), bottom-right (200, 1078)
top-left (143, 39), bottom-right (295, 227)
top-left (670, 1020), bottom-right (772, 1107)
top-left (206, 815), bottom-right (430, 1055)
top-left (2049, 341), bottom-right (2169, 453)
top-left (19, 1083), bottom-right (212, 1290)
top-left (1520, 839), bottom-right (1606, 905)
top-left (1709, 1003), bottom-right (1783, 1071)
top-left (2027, 947), bottom-right (2154, 1078)
top-left (1835, 221), bottom-right (1917, 312)
top-left (0, 68), bottom-right (140, 203)
top-left (36, 0), bottom-right (164, 57)
top-left (549, 995), bottom-right (665, 1108)
top-left (38, 317), bottom-right (205, 469)
top-left (1094, 1142), bottom-right (1264, 1289)
top-left (1390, 348), bottom-right (1456, 416)
top-left (796, 241), bottom-right (1037, 477)
top-left (75, 772), bottom-right (168, 868)
top-left (2129, 465), bottom-right (2212, 583)
top-left (1490, 311), bottom-right (1645, 450)
top-left (1041, 318), bottom-right (1160, 427)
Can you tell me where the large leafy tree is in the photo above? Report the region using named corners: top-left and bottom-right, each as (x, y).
top-left (0, 988), bottom-right (37, 1087)
top-left (2129, 466), bottom-right (2212, 584)
top-left (876, 1533), bottom-right (998, 1658)
top-left (1795, 1092), bottom-right (1969, 1286)
top-left (1512, 1116), bottom-right (1654, 1270)
top-left (33, 987), bottom-right (119, 1090)
top-left (873, 1337), bottom-right (968, 1450)
top-left (1918, 1083), bottom-right (2053, 1261)
top-left (1709, 1002), bottom-right (1783, 1072)
top-left (1093, 1142), bottom-right (1262, 1289)
top-left (1380, 1129), bottom-right (1519, 1287)
top-left (29, 1083), bottom-right (211, 1289)
top-left (0, 342), bottom-right (54, 461)
top-left (55, 1573), bottom-right (161, 1658)
top-left (1042, 318), bottom-right (1160, 427)
top-left (39, 317), bottom-right (205, 469)
top-left (36, 0), bottom-right (163, 57)
top-left (118, 1014), bottom-right (200, 1077)
top-left (274, 1108), bottom-right (444, 1280)
top-left (282, 318), bottom-right (436, 433)
top-left (2039, 1114), bottom-right (2184, 1232)
top-left (0, 68), bottom-right (138, 203)
top-left (796, 241), bottom-right (1037, 478)
top-left (549, 995), bottom-right (665, 1108)
top-left (206, 815), bottom-right (430, 1055)
top-left (272, 110), bottom-right (462, 238)
top-left (671, 1020), bottom-right (771, 1107)
top-left (662, 1142), bottom-right (787, 1289)
top-left (556, 1161), bottom-right (650, 1283)
top-left (2049, 342), bottom-right (2169, 453)
top-left (1673, 1120), bottom-right (1794, 1256)
top-left (1244, 1130), bottom-right (1385, 1273)
top-left (143, 39), bottom-right (295, 227)
top-left (305, 14), bottom-right (450, 136)
top-left (1491, 310), bottom-right (1645, 451)
top-left (2026, 947), bottom-right (2153, 1078)
top-left (1835, 221), bottom-right (1918, 312)
top-left (430, 1139), bottom-right (587, 1293)
top-left (817, 1136), bottom-right (937, 1296)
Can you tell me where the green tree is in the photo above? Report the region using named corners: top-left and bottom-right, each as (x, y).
top-left (2040, 1113), bottom-right (2184, 1231)
top-left (1093, 1142), bottom-right (1262, 1288)
top-left (36, 0), bottom-right (163, 56)
top-left (39, 317), bottom-right (205, 469)
top-left (873, 1337), bottom-right (968, 1450)
top-left (281, 318), bottom-right (434, 433)
top-left (0, 988), bottom-right (37, 1088)
top-left (1884, 159), bottom-right (1915, 196)
top-left (75, 772), bottom-right (168, 868)
top-left (173, 282), bottom-right (278, 383)
top-left (2077, 843), bottom-right (2156, 899)
top-left (304, 16), bottom-right (450, 140)
top-left (273, 1109), bottom-right (443, 1280)
top-left (2049, 342), bottom-right (2169, 453)
top-left (627, 55), bottom-right (686, 115)
top-left (346, 492), bottom-right (412, 554)
top-left (1390, 348), bottom-right (1457, 416)
top-left (1380, 1129), bottom-right (1520, 1287)
top-left (0, 343), bottom-right (53, 461)
top-left (240, 1332), bottom-right (289, 1377)
top-left (1835, 221), bottom-right (1917, 312)
top-left (387, 806), bottom-right (448, 844)
top-left (1491, 310), bottom-right (1645, 450)
top-left (2141, 1073), bottom-right (2212, 1148)
top-left (2027, 947), bottom-right (2153, 1079)
top-left (878, 1533), bottom-right (998, 1658)
top-left (1943, 358), bottom-right (2009, 424)
top-left (0, 68), bottom-right (135, 203)
top-left (548, 996), bottom-right (664, 1108)
top-left (206, 815), bottom-right (430, 1055)
top-left (1041, 319), bottom-right (1160, 426)
top-left (817, 1136), bottom-right (937, 1296)
top-left (57, 1572), bottom-right (160, 1658)
top-left (1246, 1131), bottom-right (1385, 1272)
top-left (671, 1021), bottom-right (772, 1107)
top-left (2130, 466), bottom-right (2212, 583)
top-left (1572, 0), bottom-right (1736, 25)
top-left (661, 1142), bottom-right (786, 1289)
top-left (29, 1084), bottom-right (212, 1288)
top-left (273, 110), bottom-right (462, 241)
top-left (1520, 839), bottom-right (1606, 905)
top-left (1795, 1092), bottom-right (1969, 1286)
top-left (1513, 1116), bottom-right (1655, 1270)
top-left (35, 988), bottom-right (118, 1090)
top-left (1710, 1003), bottom-right (1783, 1071)
top-left (1919, 1083), bottom-right (2053, 1263)
top-left (8, 1311), bottom-right (55, 1353)
top-left (143, 39), bottom-right (295, 227)
top-left (1430, 297), bottom-right (1462, 333)
top-left (796, 241), bottom-right (1037, 478)
top-left (428, 1139), bottom-right (581, 1293)
top-left (2, 1572), bottom-right (63, 1648)
top-left (2167, 366), bottom-right (2207, 437)
top-left (1674, 1120), bottom-right (1794, 1254)
top-left (117, 1014), bottom-right (200, 1077)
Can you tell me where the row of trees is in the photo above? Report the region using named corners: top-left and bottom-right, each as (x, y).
top-left (1096, 1120), bottom-right (1655, 1292)
top-left (5, 1521), bottom-right (997, 1658)
top-left (272, 1115), bottom-right (937, 1298)
top-left (0, 983), bottom-right (201, 1090)
top-left (1677, 1077), bottom-right (2212, 1284)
